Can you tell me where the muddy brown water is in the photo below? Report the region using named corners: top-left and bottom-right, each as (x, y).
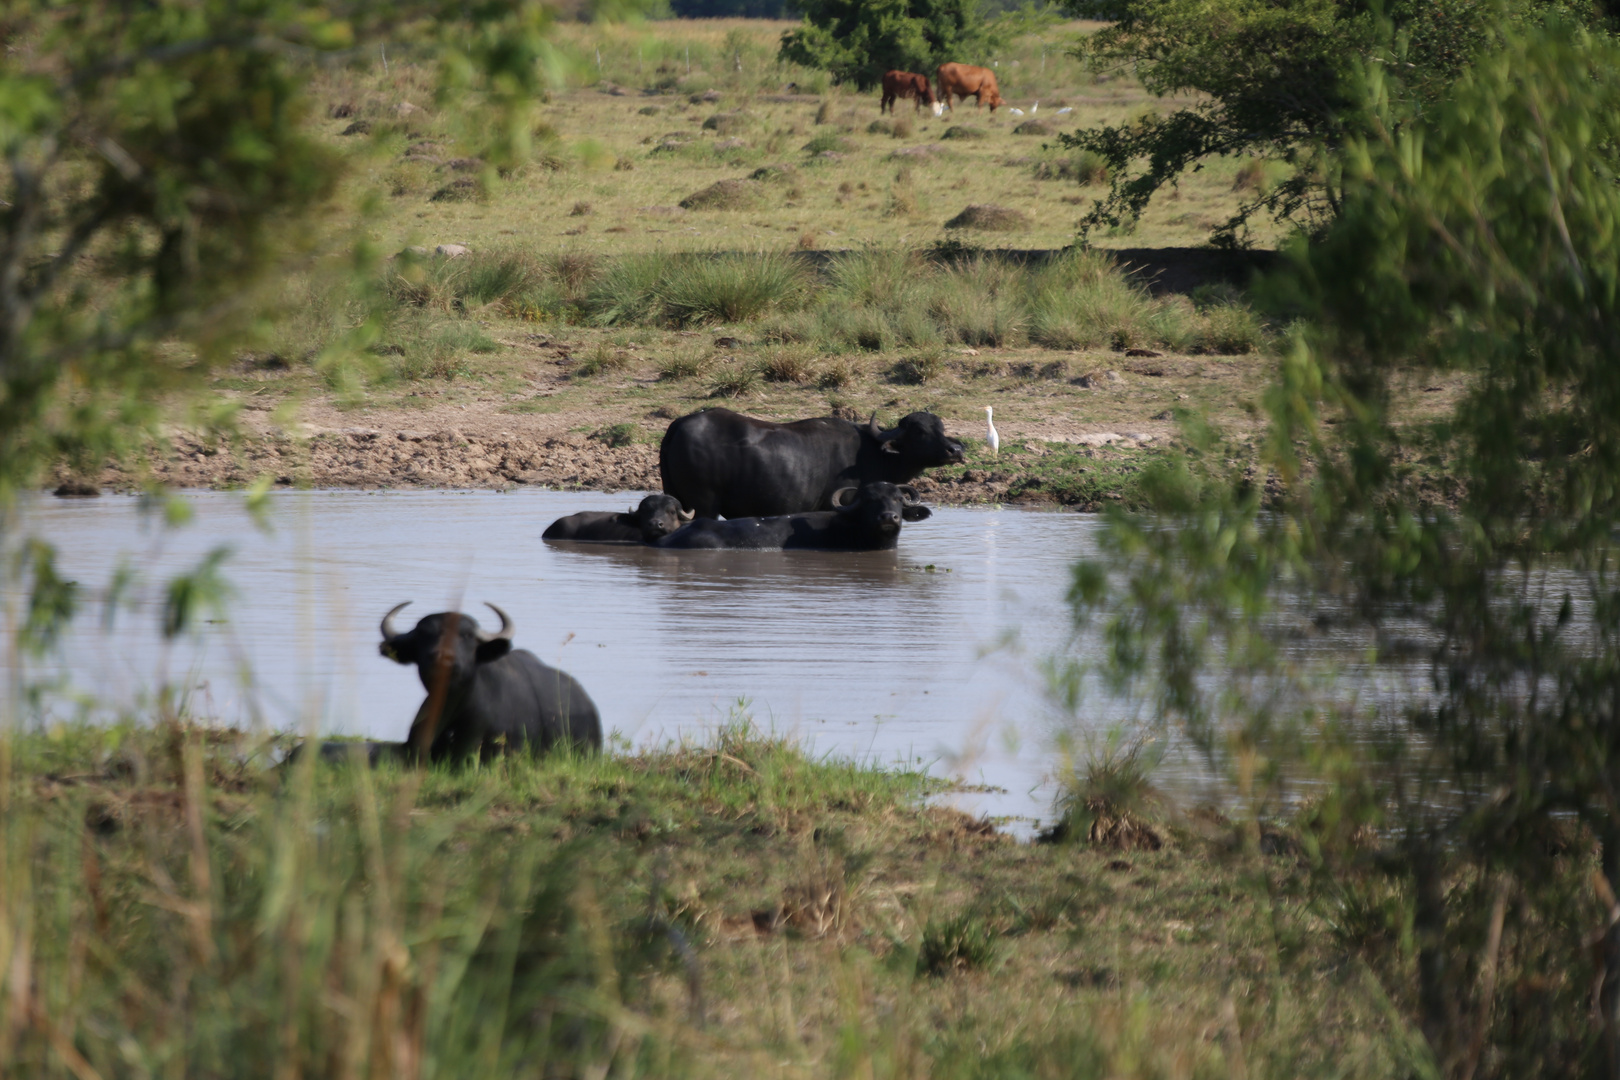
top-left (6, 490), bottom-right (1220, 831)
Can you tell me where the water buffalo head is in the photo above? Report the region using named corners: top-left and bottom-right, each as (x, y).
top-left (831, 482), bottom-right (932, 534)
top-left (632, 493), bottom-right (694, 540)
top-left (380, 601), bottom-right (514, 691)
top-left (866, 411), bottom-right (967, 466)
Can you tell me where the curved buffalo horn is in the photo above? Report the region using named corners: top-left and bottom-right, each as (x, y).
top-left (866, 412), bottom-right (882, 439)
top-left (899, 485), bottom-right (922, 504)
top-left (678, 507), bottom-right (695, 521)
top-left (474, 602), bottom-right (515, 643)
top-left (831, 486), bottom-right (860, 509)
top-left (380, 601), bottom-right (411, 642)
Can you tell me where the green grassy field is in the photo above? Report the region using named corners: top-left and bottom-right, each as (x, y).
top-left (60, 18), bottom-right (1358, 500)
top-left (3, 718), bottom-right (1412, 1079)
top-left (305, 19), bottom-right (1285, 260)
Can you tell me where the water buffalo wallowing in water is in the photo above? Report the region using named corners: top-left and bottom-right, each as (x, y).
top-left (293, 603), bottom-right (600, 766)
top-left (542, 493), bottom-right (694, 543)
top-left (659, 408), bottom-right (965, 519)
top-left (653, 482), bottom-right (931, 551)
top-left (380, 602), bottom-right (601, 760)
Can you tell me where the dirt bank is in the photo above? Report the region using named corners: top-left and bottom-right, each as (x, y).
top-left (69, 423), bottom-right (1065, 507)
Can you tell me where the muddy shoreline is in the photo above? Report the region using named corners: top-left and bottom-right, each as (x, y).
top-left (59, 426), bottom-right (1048, 507)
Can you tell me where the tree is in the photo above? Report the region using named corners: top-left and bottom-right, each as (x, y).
top-left (1072, 19), bottom-right (1620, 1074)
top-left (1057, 0), bottom-right (1605, 245)
top-left (779, 0), bottom-right (994, 90)
top-left (0, 0), bottom-right (563, 505)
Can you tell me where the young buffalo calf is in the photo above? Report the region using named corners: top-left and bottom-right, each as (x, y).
top-left (543, 493), bottom-right (693, 543)
top-left (654, 481), bottom-right (931, 551)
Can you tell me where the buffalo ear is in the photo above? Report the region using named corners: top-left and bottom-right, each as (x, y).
top-left (881, 439), bottom-right (900, 454)
top-left (902, 504), bottom-right (932, 522)
top-left (475, 637), bottom-right (512, 664)
top-left (379, 639), bottom-right (416, 665)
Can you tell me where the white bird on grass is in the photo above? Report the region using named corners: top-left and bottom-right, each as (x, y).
top-left (1031, 101), bottom-right (1039, 114)
top-left (1007, 107), bottom-right (1025, 117)
top-left (984, 406), bottom-right (1000, 456)
top-left (1054, 106), bottom-right (1073, 115)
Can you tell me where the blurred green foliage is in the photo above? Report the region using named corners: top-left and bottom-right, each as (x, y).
top-left (1058, 0), bottom-right (1609, 244)
top-left (780, 0), bottom-right (999, 89)
top-left (0, 0), bottom-right (571, 506)
top-left (1075, 17), bottom-right (1620, 1073)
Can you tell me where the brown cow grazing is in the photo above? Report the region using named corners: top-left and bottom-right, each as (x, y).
top-left (936, 62), bottom-right (1004, 113)
top-left (881, 70), bottom-right (942, 116)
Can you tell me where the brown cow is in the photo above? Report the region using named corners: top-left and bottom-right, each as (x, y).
top-left (880, 70), bottom-right (941, 116)
top-left (936, 62), bottom-right (1004, 113)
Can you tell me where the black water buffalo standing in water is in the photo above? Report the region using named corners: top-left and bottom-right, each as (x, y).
top-left (542, 493), bottom-right (694, 543)
top-left (380, 602), bottom-right (601, 761)
top-left (659, 408), bottom-right (965, 519)
top-left (654, 482), bottom-right (931, 551)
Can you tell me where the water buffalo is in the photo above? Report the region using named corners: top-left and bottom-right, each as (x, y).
top-left (881, 70), bottom-right (942, 116)
top-left (653, 482), bottom-right (931, 551)
top-left (543, 493), bottom-right (693, 543)
top-left (659, 408), bottom-right (965, 519)
top-left (381, 602), bottom-right (601, 761)
top-left (937, 62), bottom-right (1004, 113)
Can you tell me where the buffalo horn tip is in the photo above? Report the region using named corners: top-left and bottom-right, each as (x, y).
top-left (477, 602), bottom-right (515, 642)
top-left (380, 601), bottom-right (411, 642)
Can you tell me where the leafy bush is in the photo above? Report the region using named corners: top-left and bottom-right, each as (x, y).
top-left (1069, 19), bottom-right (1620, 1072)
top-left (780, 0), bottom-right (994, 91)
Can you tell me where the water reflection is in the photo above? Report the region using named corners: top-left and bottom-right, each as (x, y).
top-left (4, 489), bottom-right (1173, 830)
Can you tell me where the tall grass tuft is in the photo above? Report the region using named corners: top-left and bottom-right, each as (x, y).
top-left (658, 253), bottom-right (811, 326)
top-left (1047, 729), bottom-right (1165, 851)
top-left (1027, 251), bottom-right (1192, 351)
top-left (761, 346), bottom-right (817, 383)
top-left (916, 911), bottom-right (1000, 976)
top-left (1, 723), bottom-right (640, 1079)
top-left (708, 363), bottom-right (761, 397)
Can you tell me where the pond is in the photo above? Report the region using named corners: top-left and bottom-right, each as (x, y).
top-left (5, 489), bottom-right (1210, 831)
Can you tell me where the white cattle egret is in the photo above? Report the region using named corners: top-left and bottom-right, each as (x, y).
top-left (1055, 106), bottom-right (1073, 115)
top-left (984, 406), bottom-right (1000, 456)
top-left (1031, 101), bottom-right (1039, 114)
top-left (1008, 107), bottom-right (1024, 117)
